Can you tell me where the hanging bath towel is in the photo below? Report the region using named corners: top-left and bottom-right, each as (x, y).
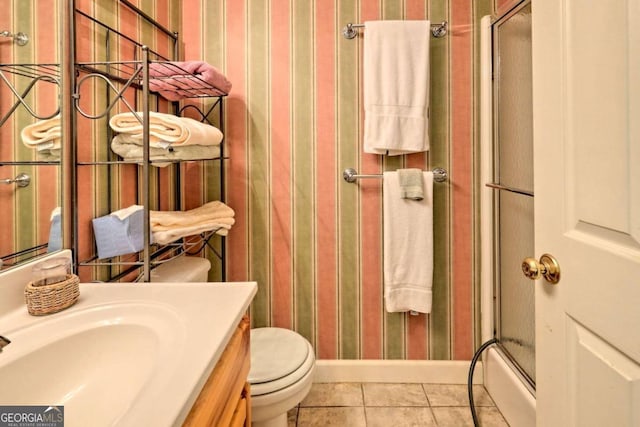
top-left (364, 20), bottom-right (430, 155)
top-left (383, 171), bottom-right (434, 313)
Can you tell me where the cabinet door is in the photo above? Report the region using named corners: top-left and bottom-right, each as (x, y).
top-left (183, 316), bottom-right (250, 426)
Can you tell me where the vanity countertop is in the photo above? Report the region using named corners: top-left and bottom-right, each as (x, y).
top-left (0, 279), bottom-right (257, 427)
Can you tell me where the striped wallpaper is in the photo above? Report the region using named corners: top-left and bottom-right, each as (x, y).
top-left (3, 0), bottom-right (500, 361)
top-left (495, 0), bottom-right (522, 16)
top-left (0, 0), bottom-right (60, 268)
top-left (181, 0), bottom-right (494, 360)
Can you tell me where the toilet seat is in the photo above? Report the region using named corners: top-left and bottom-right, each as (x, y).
top-left (249, 328), bottom-right (315, 396)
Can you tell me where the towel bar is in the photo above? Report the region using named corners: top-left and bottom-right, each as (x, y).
top-left (343, 167), bottom-right (447, 183)
top-left (342, 21), bottom-right (448, 39)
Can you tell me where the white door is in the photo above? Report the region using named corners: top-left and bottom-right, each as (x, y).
top-left (532, 1), bottom-right (640, 426)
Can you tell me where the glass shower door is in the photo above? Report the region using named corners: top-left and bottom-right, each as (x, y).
top-left (492, 1), bottom-right (535, 388)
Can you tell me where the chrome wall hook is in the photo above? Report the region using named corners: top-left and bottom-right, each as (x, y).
top-left (342, 23), bottom-right (361, 39)
top-left (1, 30), bottom-right (29, 46)
top-left (1, 173), bottom-right (31, 188)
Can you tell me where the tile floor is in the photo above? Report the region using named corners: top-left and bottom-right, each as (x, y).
top-left (288, 383), bottom-right (510, 427)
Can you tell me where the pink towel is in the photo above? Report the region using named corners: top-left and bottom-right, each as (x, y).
top-left (148, 61), bottom-right (232, 101)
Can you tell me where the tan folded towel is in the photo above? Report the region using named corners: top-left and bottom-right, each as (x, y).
top-left (111, 134), bottom-right (221, 167)
top-left (109, 112), bottom-right (223, 147)
top-left (150, 201), bottom-right (235, 245)
top-left (21, 115), bottom-right (62, 149)
top-left (150, 201), bottom-right (234, 229)
top-left (397, 168), bottom-right (424, 200)
top-left (152, 219), bottom-right (234, 244)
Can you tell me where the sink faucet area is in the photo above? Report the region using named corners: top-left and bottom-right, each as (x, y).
top-left (0, 251), bottom-right (257, 427)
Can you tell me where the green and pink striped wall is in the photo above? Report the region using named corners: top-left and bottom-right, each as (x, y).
top-left (2, 0), bottom-right (501, 361)
top-left (181, 0), bottom-right (493, 360)
top-left (0, 0), bottom-right (60, 267)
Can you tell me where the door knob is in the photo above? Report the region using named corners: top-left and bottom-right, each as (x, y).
top-left (522, 253), bottom-right (560, 284)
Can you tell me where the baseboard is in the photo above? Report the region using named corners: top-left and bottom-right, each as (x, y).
top-left (313, 360), bottom-right (483, 384)
top-left (483, 348), bottom-right (536, 427)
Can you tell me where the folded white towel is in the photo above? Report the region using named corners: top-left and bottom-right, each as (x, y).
top-left (109, 112), bottom-right (223, 147)
top-left (35, 148), bottom-right (61, 161)
top-left (383, 171), bottom-right (433, 313)
top-left (364, 21), bottom-right (430, 156)
top-left (111, 135), bottom-right (221, 167)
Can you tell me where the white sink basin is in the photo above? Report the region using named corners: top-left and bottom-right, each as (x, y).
top-left (0, 281), bottom-right (257, 427)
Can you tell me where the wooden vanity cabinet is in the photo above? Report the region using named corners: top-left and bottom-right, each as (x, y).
top-left (183, 316), bottom-right (251, 427)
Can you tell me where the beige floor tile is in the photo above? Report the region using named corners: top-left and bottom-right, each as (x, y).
top-left (287, 406), bottom-right (298, 427)
top-left (297, 407), bottom-right (366, 427)
top-left (432, 406), bottom-right (510, 427)
top-left (431, 407), bottom-right (474, 427)
top-left (365, 407), bottom-right (438, 427)
top-left (422, 384), bottom-right (495, 407)
top-left (363, 383), bottom-right (429, 407)
top-left (300, 383), bottom-right (363, 407)
top-left (476, 407), bottom-right (510, 427)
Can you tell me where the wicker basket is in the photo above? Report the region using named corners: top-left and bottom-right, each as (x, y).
top-left (24, 274), bottom-right (80, 316)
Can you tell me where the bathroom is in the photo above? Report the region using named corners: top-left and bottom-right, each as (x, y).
top-left (1, 0), bottom-right (638, 426)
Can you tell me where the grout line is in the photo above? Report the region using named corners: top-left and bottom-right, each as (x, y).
top-left (421, 382), bottom-right (433, 406)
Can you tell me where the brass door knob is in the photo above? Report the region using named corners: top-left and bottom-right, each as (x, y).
top-left (522, 254), bottom-right (560, 284)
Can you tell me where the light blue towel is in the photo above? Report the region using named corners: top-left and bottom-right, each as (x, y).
top-left (92, 205), bottom-right (149, 259)
top-left (47, 207), bottom-right (62, 252)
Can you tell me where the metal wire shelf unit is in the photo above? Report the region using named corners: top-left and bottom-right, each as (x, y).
top-left (0, 63), bottom-right (61, 127)
top-left (71, 1), bottom-right (227, 283)
top-left (0, 62), bottom-right (62, 265)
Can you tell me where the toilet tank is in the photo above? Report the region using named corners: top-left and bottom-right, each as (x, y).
top-left (150, 256), bottom-right (211, 283)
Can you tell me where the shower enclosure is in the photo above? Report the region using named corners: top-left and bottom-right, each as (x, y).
top-left (480, 2), bottom-right (536, 426)
top-left (492, 1), bottom-right (535, 388)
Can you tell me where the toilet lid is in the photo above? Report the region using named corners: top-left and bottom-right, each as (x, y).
top-left (249, 327), bottom-right (310, 384)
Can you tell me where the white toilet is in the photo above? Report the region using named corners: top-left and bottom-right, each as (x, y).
top-left (249, 327), bottom-right (315, 427)
top-left (152, 256), bottom-right (315, 427)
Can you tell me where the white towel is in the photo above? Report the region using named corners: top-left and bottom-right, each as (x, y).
top-left (109, 112), bottom-right (223, 148)
top-left (111, 134), bottom-right (221, 167)
top-left (364, 21), bottom-right (430, 156)
top-left (383, 171), bottom-right (433, 313)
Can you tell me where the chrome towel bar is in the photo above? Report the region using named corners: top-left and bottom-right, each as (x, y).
top-left (343, 167), bottom-right (447, 183)
top-left (342, 21), bottom-right (448, 39)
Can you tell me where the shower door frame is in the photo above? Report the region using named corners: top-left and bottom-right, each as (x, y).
top-left (489, 0), bottom-right (536, 393)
